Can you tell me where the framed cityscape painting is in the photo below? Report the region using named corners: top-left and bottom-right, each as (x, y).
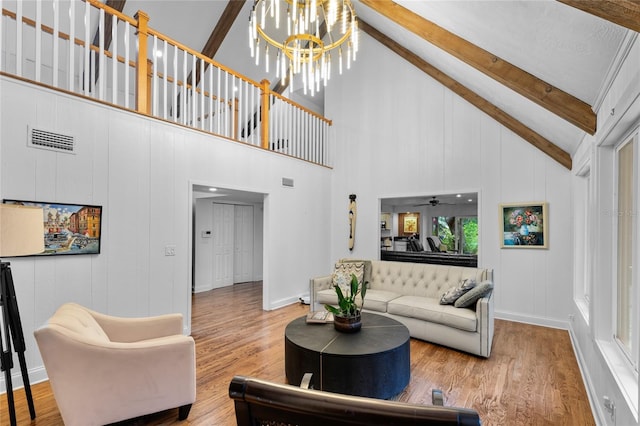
top-left (500, 202), bottom-right (548, 249)
top-left (3, 200), bottom-right (102, 256)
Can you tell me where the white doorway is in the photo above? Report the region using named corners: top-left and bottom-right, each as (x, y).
top-left (192, 185), bottom-right (264, 293)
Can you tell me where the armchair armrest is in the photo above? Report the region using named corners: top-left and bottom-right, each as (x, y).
top-left (309, 275), bottom-right (333, 311)
top-left (88, 308), bottom-right (184, 342)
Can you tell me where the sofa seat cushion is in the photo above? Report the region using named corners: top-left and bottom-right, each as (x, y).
top-left (316, 288), bottom-right (340, 306)
top-left (387, 296), bottom-right (477, 332)
top-left (361, 289), bottom-right (402, 313)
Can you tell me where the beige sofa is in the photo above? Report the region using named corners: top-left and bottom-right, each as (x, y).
top-left (310, 260), bottom-right (494, 358)
top-left (34, 303), bottom-right (196, 426)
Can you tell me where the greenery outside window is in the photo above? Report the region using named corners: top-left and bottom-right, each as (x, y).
top-left (432, 216), bottom-right (478, 255)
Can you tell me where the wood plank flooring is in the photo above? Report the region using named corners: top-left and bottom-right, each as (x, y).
top-left (2, 281), bottom-right (594, 425)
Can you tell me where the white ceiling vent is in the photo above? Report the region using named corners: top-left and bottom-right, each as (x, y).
top-left (28, 126), bottom-right (75, 154)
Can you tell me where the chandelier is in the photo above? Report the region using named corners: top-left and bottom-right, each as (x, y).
top-left (249, 0), bottom-right (359, 95)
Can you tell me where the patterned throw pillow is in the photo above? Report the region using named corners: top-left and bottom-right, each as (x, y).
top-left (439, 279), bottom-right (477, 305)
top-left (332, 261), bottom-right (365, 293)
top-left (454, 281), bottom-right (494, 308)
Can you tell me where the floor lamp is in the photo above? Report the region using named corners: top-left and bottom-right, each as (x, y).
top-left (0, 204), bottom-right (44, 426)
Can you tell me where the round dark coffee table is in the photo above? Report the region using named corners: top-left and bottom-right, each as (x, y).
top-left (284, 312), bottom-right (410, 399)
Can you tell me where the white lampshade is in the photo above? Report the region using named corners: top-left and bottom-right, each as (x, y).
top-left (0, 204), bottom-right (45, 257)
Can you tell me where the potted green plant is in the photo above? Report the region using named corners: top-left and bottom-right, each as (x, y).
top-left (324, 273), bottom-right (367, 333)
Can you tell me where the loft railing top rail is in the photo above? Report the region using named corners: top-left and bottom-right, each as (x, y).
top-left (269, 89), bottom-right (333, 125)
top-left (82, 0), bottom-right (137, 26)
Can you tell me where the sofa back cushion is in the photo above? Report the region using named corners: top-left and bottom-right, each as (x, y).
top-left (369, 261), bottom-right (488, 299)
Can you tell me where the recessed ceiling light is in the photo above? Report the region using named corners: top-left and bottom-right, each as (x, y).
top-left (468, 198), bottom-right (473, 202)
top-left (209, 187), bottom-right (217, 192)
top-left (456, 194), bottom-right (462, 198)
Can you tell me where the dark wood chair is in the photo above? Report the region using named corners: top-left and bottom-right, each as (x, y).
top-left (229, 375), bottom-right (482, 426)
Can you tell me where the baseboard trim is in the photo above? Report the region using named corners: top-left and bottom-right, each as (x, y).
top-left (494, 309), bottom-right (569, 330)
top-left (568, 325), bottom-right (607, 426)
top-left (0, 366), bottom-right (48, 394)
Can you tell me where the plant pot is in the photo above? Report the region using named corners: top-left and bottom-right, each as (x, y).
top-left (333, 312), bottom-right (362, 333)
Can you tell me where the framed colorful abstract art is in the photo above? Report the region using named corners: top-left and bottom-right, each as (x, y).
top-left (500, 202), bottom-right (548, 249)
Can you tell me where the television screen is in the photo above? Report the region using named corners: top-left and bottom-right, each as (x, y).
top-left (3, 200), bottom-right (102, 256)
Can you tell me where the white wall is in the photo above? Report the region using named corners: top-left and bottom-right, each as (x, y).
top-left (0, 76), bottom-right (332, 389)
top-left (325, 34), bottom-right (573, 329)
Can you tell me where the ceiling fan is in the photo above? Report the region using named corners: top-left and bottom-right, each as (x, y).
top-left (415, 196), bottom-right (453, 207)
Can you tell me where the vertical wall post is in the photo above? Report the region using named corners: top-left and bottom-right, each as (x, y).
top-left (260, 79), bottom-right (270, 150)
top-left (134, 10), bottom-right (149, 114)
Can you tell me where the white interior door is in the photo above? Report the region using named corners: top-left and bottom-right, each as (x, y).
top-left (234, 205), bottom-right (254, 283)
top-left (213, 203), bottom-right (234, 288)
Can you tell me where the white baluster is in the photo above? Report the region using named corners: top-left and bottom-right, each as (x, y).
top-left (224, 71), bottom-right (229, 137)
top-left (172, 43), bottom-right (178, 121)
top-left (35, 0), bottom-right (41, 82)
top-left (111, 16), bottom-right (118, 105)
top-left (68, 1), bottom-right (75, 90)
top-left (163, 40), bottom-right (168, 119)
top-left (83, 2), bottom-right (90, 95)
top-left (16, 0), bottom-right (22, 76)
top-left (152, 35), bottom-right (158, 116)
top-left (0, 0), bottom-right (3, 72)
top-left (199, 58), bottom-right (204, 129)
top-left (52, 0), bottom-right (60, 86)
top-left (181, 49), bottom-right (187, 125)
top-left (208, 64), bottom-right (213, 132)
top-left (124, 21), bottom-right (130, 108)
top-left (191, 54), bottom-right (196, 126)
top-left (216, 67), bottom-right (221, 134)
top-left (98, 8), bottom-right (104, 100)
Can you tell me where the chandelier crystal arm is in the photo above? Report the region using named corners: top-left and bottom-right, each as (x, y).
top-left (249, 0), bottom-right (359, 93)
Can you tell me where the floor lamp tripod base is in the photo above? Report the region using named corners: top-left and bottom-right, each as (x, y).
top-left (1, 261), bottom-right (36, 426)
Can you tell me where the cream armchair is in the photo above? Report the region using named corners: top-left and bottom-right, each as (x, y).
top-left (34, 302), bottom-right (196, 426)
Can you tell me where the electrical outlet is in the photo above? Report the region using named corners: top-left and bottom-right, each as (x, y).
top-left (603, 396), bottom-right (615, 420)
top-left (165, 245), bottom-right (176, 256)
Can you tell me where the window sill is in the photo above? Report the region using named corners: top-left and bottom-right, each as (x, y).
top-left (597, 339), bottom-right (639, 421)
top-left (575, 298), bottom-right (590, 326)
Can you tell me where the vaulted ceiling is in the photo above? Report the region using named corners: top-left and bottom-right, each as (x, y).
top-left (118, 0), bottom-right (638, 169)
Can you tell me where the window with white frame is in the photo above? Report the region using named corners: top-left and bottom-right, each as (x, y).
top-left (615, 136), bottom-right (638, 371)
top-left (574, 162), bottom-right (591, 320)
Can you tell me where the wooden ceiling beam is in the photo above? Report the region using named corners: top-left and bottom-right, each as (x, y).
top-left (359, 0), bottom-right (596, 136)
top-left (557, 0), bottom-right (640, 33)
top-left (190, 0), bottom-right (246, 87)
top-left (178, 0), bottom-right (245, 117)
top-left (359, 20), bottom-right (572, 170)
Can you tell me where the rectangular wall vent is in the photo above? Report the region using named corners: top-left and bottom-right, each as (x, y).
top-left (282, 177), bottom-right (294, 187)
top-left (28, 127), bottom-right (75, 154)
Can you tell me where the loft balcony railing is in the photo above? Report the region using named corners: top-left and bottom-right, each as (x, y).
top-left (0, 0), bottom-right (332, 167)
